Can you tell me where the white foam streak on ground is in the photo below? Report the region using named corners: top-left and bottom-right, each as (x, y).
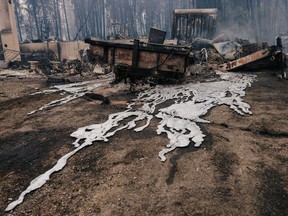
top-left (29, 89), bottom-right (60, 96)
top-left (5, 110), bottom-right (153, 212)
top-left (137, 73), bottom-right (255, 161)
top-left (6, 72), bottom-right (255, 212)
top-left (27, 93), bottom-right (87, 115)
top-left (28, 74), bottom-right (114, 115)
top-left (71, 110), bottom-right (153, 147)
top-left (156, 113), bottom-right (205, 161)
top-left (5, 144), bottom-right (86, 212)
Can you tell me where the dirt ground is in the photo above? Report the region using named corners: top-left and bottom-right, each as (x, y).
top-left (0, 70), bottom-right (287, 216)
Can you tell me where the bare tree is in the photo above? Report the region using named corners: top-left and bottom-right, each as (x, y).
top-left (13, 0), bottom-right (288, 43)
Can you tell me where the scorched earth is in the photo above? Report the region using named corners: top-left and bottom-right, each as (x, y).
top-left (0, 70), bottom-right (287, 216)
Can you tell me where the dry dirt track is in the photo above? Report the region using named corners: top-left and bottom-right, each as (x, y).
top-left (0, 71), bottom-right (287, 216)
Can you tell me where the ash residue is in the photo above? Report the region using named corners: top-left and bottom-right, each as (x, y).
top-left (211, 150), bottom-right (239, 181)
top-left (257, 167), bottom-right (288, 216)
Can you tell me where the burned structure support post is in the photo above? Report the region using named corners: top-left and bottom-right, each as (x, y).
top-left (132, 39), bottom-right (140, 71)
top-left (276, 37), bottom-right (286, 78)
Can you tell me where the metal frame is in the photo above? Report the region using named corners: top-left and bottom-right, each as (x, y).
top-left (171, 8), bottom-right (217, 41)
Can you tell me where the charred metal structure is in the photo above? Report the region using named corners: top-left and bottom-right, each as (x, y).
top-left (85, 38), bottom-right (193, 83)
top-left (171, 9), bottom-right (217, 43)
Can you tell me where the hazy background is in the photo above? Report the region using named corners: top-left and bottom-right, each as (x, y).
top-left (12, 0), bottom-right (288, 44)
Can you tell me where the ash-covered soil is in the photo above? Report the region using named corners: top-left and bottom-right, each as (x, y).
top-left (0, 71), bottom-right (287, 216)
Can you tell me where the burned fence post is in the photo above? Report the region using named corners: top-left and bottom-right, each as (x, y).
top-left (276, 37), bottom-right (285, 79)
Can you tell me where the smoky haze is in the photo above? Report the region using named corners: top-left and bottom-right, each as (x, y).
top-left (11, 0), bottom-right (288, 44)
top-left (214, 0), bottom-right (288, 44)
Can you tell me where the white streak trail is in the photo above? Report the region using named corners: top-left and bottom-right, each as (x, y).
top-left (6, 72), bottom-right (255, 211)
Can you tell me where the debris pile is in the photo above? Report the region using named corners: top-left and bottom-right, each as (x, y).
top-left (189, 34), bottom-right (281, 73)
top-left (2, 48), bottom-right (110, 80)
top-left (3, 31), bottom-right (286, 84)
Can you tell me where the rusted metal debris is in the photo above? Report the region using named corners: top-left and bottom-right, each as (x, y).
top-left (148, 27), bottom-right (166, 44)
top-left (218, 48), bottom-right (271, 71)
top-left (85, 38), bottom-right (192, 84)
top-left (213, 41), bottom-right (242, 61)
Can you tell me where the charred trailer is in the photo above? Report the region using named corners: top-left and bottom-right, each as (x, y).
top-left (85, 38), bottom-right (194, 83)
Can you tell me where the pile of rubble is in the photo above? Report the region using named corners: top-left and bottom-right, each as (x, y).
top-left (183, 33), bottom-right (287, 80)
top-left (2, 48), bottom-right (111, 82)
top-left (2, 32), bottom-right (287, 85)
